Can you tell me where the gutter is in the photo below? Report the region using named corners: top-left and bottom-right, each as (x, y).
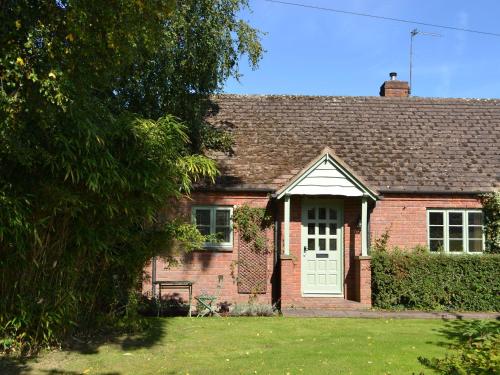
top-left (378, 190), bottom-right (492, 196)
top-left (195, 186), bottom-right (275, 193)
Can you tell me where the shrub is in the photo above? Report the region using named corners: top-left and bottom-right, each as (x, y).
top-left (229, 303), bottom-right (275, 317)
top-left (371, 250), bottom-right (500, 311)
top-left (419, 320), bottom-right (500, 374)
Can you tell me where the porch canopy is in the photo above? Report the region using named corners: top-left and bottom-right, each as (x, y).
top-left (274, 147), bottom-right (378, 256)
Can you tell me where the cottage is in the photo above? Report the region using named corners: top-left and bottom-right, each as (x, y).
top-left (145, 73), bottom-right (499, 310)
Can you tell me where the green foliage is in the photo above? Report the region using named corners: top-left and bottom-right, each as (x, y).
top-left (0, 0), bottom-right (262, 353)
top-left (371, 230), bottom-right (390, 253)
top-left (371, 249), bottom-right (500, 311)
top-left (233, 204), bottom-right (272, 252)
top-left (113, 0), bottom-right (264, 151)
top-left (229, 303), bottom-right (275, 317)
top-left (420, 320), bottom-right (500, 374)
top-left (481, 192), bottom-right (500, 253)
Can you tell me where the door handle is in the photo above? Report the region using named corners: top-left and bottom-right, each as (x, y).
top-left (303, 246), bottom-right (307, 255)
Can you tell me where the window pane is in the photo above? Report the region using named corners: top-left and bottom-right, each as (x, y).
top-left (469, 239), bottom-right (483, 253)
top-left (329, 223), bottom-right (337, 235)
top-left (196, 209), bottom-right (211, 226)
top-left (329, 209), bottom-right (337, 220)
top-left (318, 238), bottom-right (326, 250)
top-left (449, 212), bottom-right (463, 226)
top-left (318, 208), bottom-right (326, 220)
top-left (429, 212), bottom-right (443, 225)
top-left (215, 210), bottom-right (230, 226)
top-left (308, 238), bottom-right (315, 250)
top-left (215, 227), bottom-right (230, 242)
top-left (449, 240), bottom-right (463, 252)
top-left (308, 223), bottom-right (315, 235)
top-left (308, 208), bottom-right (315, 220)
top-left (468, 212), bottom-right (483, 225)
top-left (468, 226), bottom-right (483, 239)
top-left (197, 226), bottom-right (211, 236)
top-left (318, 223), bottom-right (326, 235)
top-left (329, 238), bottom-right (337, 251)
top-left (429, 226), bottom-right (443, 239)
top-left (429, 240), bottom-right (443, 252)
top-left (449, 226), bottom-right (463, 239)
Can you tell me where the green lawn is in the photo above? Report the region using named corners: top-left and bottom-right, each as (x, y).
top-left (2, 317), bottom-right (470, 374)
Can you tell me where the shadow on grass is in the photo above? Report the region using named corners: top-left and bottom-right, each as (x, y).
top-left (41, 370), bottom-right (119, 375)
top-left (418, 317), bottom-right (500, 372)
top-left (0, 317), bottom-right (171, 374)
top-left (68, 317), bottom-right (168, 355)
top-left (0, 356), bottom-right (30, 375)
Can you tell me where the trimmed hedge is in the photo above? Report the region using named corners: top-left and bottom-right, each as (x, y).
top-left (371, 250), bottom-right (500, 311)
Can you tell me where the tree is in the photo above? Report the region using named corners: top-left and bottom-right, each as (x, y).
top-left (0, 0), bottom-right (262, 352)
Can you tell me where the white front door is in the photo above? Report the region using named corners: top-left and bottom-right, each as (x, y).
top-left (301, 201), bottom-right (343, 295)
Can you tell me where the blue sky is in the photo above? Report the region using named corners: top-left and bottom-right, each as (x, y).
top-left (224, 0), bottom-right (500, 98)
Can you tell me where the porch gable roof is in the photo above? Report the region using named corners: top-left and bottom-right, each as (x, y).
top-left (275, 147), bottom-right (378, 200)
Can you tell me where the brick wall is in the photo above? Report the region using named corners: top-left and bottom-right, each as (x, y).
top-left (370, 194), bottom-right (482, 249)
top-left (143, 192), bottom-right (275, 306)
top-left (278, 196), bottom-right (369, 309)
top-left (144, 192), bottom-right (483, 310)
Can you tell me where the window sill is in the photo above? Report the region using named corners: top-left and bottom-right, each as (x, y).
top-left (195, 246), bottom-right (233, 253)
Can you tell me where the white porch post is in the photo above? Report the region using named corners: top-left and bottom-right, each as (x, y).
top-left (284, 194), bottom-right (291, 255)
top-left (361, 195), bottom-right (368, 256)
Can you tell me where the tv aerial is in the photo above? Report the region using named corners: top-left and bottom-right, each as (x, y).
top-left (409, 29), bottom-right (442, 95)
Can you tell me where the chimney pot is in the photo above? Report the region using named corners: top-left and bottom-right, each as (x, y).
top-left (390, 72), bottom-right (398, 80)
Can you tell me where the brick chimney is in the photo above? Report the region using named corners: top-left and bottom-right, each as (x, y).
top-left (379, 72), bottom-right (409, 97)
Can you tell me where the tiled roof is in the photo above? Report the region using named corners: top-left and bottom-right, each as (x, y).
top-left (205, 95), bottom-right (500, 194)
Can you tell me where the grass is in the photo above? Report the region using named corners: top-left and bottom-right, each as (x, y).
top-left (0, 317), bottom-right (477, 374)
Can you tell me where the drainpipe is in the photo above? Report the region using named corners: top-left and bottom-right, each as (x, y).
top-left (273, 199), bottom-right (280, 264)
top-left (151, 256), bottom-right (157, 299)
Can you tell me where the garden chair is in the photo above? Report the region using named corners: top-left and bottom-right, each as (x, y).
top-left (195, 275), bottom-right (224, 317)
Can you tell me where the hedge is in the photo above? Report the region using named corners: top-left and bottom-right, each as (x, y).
top-left (371, 250), bottom-right (500, 311)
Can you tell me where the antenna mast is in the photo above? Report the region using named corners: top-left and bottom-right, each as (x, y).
top-left (409, 28), bottom-right (442, 95)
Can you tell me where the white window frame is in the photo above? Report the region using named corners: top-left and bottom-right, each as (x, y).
top-left (192, 206), bottom-right (233, 249)
top-left (427, 209), bottom-right (485, 254)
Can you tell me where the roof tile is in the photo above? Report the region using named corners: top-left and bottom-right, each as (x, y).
top-left (205, 95), bottom-right (500, 194)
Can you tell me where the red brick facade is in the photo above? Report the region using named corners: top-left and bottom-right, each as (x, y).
top-left (142, 192), bottom-right (275, 306)
top-left (370, 194), bottom-right (482, 249)
top-left (143, 192), bottom-right (483, 310)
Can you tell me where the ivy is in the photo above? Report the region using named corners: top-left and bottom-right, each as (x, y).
top-left (233, 204), bottom-right (272, 252)
top-left (481, 192), bottom-right (500, 253)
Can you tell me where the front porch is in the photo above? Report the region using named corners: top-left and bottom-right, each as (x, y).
top-left (278, 196), bottom-right (372, 309)
top-left (275, 148), bottom-right (377, 309)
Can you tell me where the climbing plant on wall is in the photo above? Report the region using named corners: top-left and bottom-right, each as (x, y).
top-left (481, 192), bottom-right (500, 253)
top-left (233, 204), bottom-right (272, 252)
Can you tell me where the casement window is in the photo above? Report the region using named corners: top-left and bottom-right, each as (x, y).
top-left (192, 206), bottom-right (233, 249)
top-left (427, 209), bottom-right (484, 253)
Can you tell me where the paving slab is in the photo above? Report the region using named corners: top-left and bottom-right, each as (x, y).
top-left (281, 309), bottom-right (500, 319)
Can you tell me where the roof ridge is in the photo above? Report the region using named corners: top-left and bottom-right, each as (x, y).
top-left (214, 93), bottom-right (500, 102)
